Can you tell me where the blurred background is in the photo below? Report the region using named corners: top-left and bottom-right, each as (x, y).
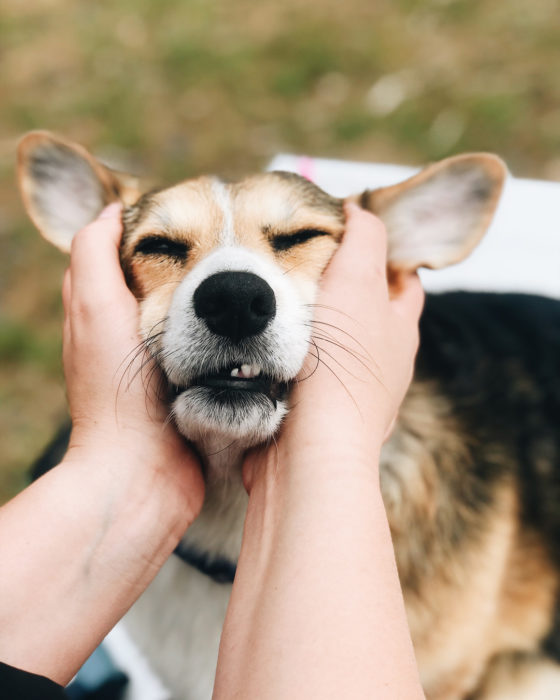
top-left (2, 0), bottom-right (560, 503)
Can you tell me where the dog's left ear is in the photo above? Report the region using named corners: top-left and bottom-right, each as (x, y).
top-left (17, 131), bottom-right (143, 252)
top-left (358, 153), bottom-right (507, 270)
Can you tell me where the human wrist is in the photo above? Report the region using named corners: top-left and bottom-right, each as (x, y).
top-left (221, 444), bottom-right (408, 700)
top-left (0, 445), bottom-right (199, 685)
top-left (62, 438), bottom-right (201, 543)
top-left (277, 412), bottom-right (384, 476)
top-left (244, 437), bottom-right (383, 548)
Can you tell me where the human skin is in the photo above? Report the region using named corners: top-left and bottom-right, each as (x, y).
top-left (214, 203), bottom-right (425, 699)
top-left (0, 203), bottom-right (204, 685)
top-left (0, 202), bottom-right (423, 697)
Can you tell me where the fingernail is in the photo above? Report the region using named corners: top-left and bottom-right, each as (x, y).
top-left (98, 202), bottom-right (122, 219)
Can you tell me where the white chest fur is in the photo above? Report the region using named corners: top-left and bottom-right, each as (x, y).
top-left (124, 555), bottom-right (232, 700)
top-left (124, 445), bottom-right (248, 700)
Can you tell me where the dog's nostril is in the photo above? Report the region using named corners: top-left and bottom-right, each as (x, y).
top-left (194, 271), bottom-right (276, 342)
top-left (251, 294), bottom-right (274, 318)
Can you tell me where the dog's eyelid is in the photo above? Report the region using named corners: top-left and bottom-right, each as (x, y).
top-left (270, 228), bottom-right (331, 252)
top-left (133, 234), bottom-right (189, 259)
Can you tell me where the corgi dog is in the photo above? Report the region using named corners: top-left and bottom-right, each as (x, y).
top-left (18, 131), bottom-right (560, 700)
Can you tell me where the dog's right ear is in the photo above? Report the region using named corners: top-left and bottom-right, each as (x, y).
top-left (17, 131), bottom-right (142, 252)
top-left (357, 153), bottom-right (507, 272)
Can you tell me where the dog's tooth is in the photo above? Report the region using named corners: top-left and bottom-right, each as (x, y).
top-left (241, 364), bottom-right (251, 377)
top-left (231, 368), bottom-right (239, 377)
top-left (253, 365), bottom-right (262, 377)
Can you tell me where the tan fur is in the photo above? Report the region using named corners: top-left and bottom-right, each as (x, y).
top-left (383, 384), bottom-right (558, 699)
top-left (120, 174), bottom-right (344, 339)
top-left (231, 173), bottom-right (344, 279)
top-left (23, 132), bottom-right (552, 700)
top-left (493, 530), bottom-right (558, 653)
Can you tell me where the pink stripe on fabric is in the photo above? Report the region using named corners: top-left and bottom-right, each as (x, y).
top-left (298, 156), bottom-right (315, 182)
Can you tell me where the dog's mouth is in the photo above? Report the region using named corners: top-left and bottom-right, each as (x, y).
top-left (170, 363), bottom-right (289, 407)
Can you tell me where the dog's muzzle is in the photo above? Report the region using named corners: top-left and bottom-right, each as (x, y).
top-left (193, 271), bottom-right (276, 343)
top-left (170, 271), bottom-right (287, 406)
top-left (161, 257), bottom-right (308, 443)
top-left (170, 363), bottom-right (289, 408)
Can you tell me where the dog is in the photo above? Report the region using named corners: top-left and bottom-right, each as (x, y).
top-left (17, 131), bottom-right (560, 699)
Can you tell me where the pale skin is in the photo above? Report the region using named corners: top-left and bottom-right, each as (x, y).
top-left (0, 201), bottom-right (424, 697)
top-left (0, 203), bottom-right (205, 684)
top-left (214, 203), bottom-right (425, 700)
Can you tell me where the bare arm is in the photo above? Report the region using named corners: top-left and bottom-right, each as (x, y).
top-left (214, 203), bottom-right (425, 699)
top-left (0, 204), bottom-right (204, 685)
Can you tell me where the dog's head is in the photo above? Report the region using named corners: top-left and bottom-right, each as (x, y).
top-left (18, 131), bottom-right (506, 447)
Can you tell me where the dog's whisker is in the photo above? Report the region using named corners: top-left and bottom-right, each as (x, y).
top-left (296, 339), bottom-right (322, 382)
top-left (303, 323), bottom-right (371, 364)
top-left (282, 260), bottom-right (308, 275)
top-left (307, 332), bottom-right (380, 380)
top-left (206, 439), bottom-right (238, 457)
top-left (306, 317), bottom-right (374, 360)
top-left (270, 432), bottom-right (280, 480)
top-left (312, 352), bottom-right (362, 419)
top-left (305, 302), bottom-right (359, 323)
top-left (311, 337), bottom-right (383, 388)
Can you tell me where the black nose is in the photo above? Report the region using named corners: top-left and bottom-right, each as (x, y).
top-left (193, 271), bottom-right (276, 342)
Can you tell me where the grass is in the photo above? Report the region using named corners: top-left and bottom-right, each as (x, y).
top-left (2, 0), bottom-right (560, 502)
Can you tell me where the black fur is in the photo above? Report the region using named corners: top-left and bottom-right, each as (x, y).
top-left (31, 420), bottom-right (71, 482)
top-left (29, 292), bottom-right (560, 651)
top-left (417, 293), bottom-right (560, 554)
top-left (416, 293), bottom-right (560, 658)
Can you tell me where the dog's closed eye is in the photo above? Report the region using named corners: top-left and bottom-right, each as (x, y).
top-left (134, 235), bottom-right (189, 261)
top-left (271, 228), bottom-right (330, 252)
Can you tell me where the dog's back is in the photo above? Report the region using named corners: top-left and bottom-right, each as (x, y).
top-left (384, 291), bottom-right (560, 699)
top-left (419, 291), bottom-right (560, 566)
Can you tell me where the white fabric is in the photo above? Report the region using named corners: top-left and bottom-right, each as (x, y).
top-left (268, 154), bottom-right (560, 300)
top-left (104, 624), bottom-right (171, 700)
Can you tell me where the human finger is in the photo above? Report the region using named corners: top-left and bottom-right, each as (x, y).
top-left (343, 200), bottom-right (387, 257)
top-left (342, 200), bottom-right (388, 269)
top-left (391, 272), bottom-right (425, 324)
top-left (69, 202), bottom-right (129, 308)
top-left (320, 201), bottom-right (389, 296)
top-left (62, 268), bottom-right (71, 316)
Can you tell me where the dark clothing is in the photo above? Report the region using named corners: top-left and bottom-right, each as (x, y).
top-left (0, 661), bottom-right (65, 699)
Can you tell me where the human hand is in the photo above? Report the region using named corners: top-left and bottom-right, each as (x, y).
top-left (244, 201), bottom-right (424, 485)
top-left (62, 203), bottom-right (204, 511)
top-left (300, 201), bottom-right (424, 440)
top-left (0, 204), bottom-right (204, 683)
top-left (220, 203), bottom-right (425, 699)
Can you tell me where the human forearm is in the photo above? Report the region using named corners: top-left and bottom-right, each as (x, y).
top-left (0, 447), bottom-right (197, 685)
top-left (214, 445), bottom-right (424, 700)
top-left (214, 205), bottom-right (424, 699)
top-left (0, 204), bottom-right (203, 683)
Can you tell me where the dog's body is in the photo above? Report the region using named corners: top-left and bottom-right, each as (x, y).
top-left (123, 291), bottom-right (560, 700)
top-left (18, 132), bottom-right (560, 699)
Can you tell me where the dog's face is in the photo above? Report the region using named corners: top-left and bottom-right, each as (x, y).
top-left (18, 131), bottom-right (506, 447)
top-left (120, 173), bottom-right (344, 444)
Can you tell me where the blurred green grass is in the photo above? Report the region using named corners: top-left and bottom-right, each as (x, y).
top-left (2, 0), bottom-right (560, 502)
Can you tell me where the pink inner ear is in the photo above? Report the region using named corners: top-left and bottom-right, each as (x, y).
top-left (19, 140), bottom-right (107, 251)
top-left (380, 164), bottom-right (505, 271)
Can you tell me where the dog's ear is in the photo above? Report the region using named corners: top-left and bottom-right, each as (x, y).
top-left (17, 131), bottom-right (143, 252)
top-left (358, 153), bottom-right (507, 271)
